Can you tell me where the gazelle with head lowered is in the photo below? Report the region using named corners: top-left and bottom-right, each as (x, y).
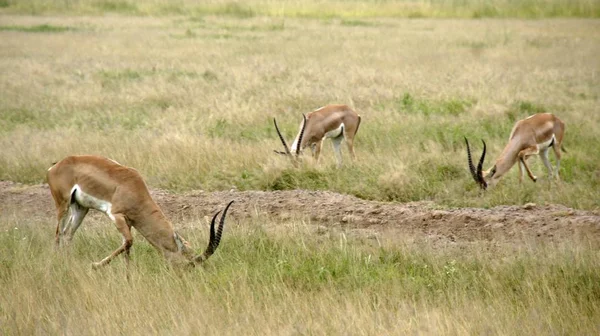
top-left (465, 113), bottom-right (565, 190)
top-left (274, 104), bottom-right (361, 167)
top-left (47, 155), bottom-right (233, 269)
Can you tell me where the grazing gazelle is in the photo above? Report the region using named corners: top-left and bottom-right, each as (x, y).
top-left (274, 104), bottom-right (361, 167)
top-left (47, 155), bottom-right (233, 269)
top-left (465, 113), bottom-right (565, 190)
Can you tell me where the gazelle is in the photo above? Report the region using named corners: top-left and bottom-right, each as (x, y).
top-left (47, 155), bottom-right (234, 269)
top-left (465, 113), bottom-right (565, 190)
top-left (274, 104), bottom-right (361, 167)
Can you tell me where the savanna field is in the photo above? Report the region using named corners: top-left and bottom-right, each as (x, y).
top-left (1, 1), bottom-right (600, 334)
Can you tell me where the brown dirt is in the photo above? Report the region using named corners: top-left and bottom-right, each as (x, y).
top-left (1, 180), bottom-right (598, 244)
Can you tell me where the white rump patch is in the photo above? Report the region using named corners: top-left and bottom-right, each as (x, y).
top-left (71, 184), bottom-right (115, 221)
top-left (325, 123), bottom-right (344, 139)
top-left (538, 134), bottom-right (555, 150)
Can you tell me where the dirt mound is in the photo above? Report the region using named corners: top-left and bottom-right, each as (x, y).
top-left (1, 181), bottom-right (598, 244)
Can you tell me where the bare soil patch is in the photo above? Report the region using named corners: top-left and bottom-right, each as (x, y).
top-left (1, 180), bottom-right (598, 245)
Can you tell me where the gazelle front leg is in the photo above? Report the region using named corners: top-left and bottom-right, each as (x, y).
top-left (91, 213), bottom-right (133, 270)
top-left (55, 201), bottom-right (69, 247)
top-left (311, 139), bottom-right (324, 163)
top-left (518, 160), bottom-right (525, 183)
top-left (518, 146), bottom-right (539, 182)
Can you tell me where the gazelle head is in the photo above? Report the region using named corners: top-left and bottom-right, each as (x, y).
top-left (273, 114), bottom-right (307, 164)
top-left (464, 137), bottom-right (488, 190)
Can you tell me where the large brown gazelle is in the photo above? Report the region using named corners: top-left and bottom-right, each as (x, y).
top-left (47, 155), bottom-right (233, 269)
top-left (465, 113), bottom-right (565, 189)
top-left (274, 104), bottom-right (361, 167)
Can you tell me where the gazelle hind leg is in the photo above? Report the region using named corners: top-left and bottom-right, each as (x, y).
top-left (551, 143), bottom-right (562, 180)
top-left (518, 146), bottom-right (539, 182)
top-left (331, 135), bottom-right (344, 167)
top-left (63, 201), bottom-right (89, 244)
top-left (92, 213), bottom-right (133, 270)
top-left (345, 136), bottom-right (356, 161)
top-left (540, 148), bottom-right (553, 180)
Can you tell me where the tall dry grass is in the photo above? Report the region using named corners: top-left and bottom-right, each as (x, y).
top-left (1, 15), bottom-right (599, 209)
top-left (1, 211), bottom-right (599, 335)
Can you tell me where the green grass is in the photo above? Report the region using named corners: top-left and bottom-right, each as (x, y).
top-left (1, 0), bottom-right (599, 18)
top-left (1, 215), bottom-right (599, 334)
top-left (0, 23), bottom-right (75, 32)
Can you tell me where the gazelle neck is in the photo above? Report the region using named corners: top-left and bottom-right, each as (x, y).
top-left (486, 139), bottom-right (521, 183)
top-left (133, 204), bottom-right (180, 254)
top-left (290, 127), bottom-right (307, 153)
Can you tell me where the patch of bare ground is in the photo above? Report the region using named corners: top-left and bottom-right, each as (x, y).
top-left (1, 180), bottom-right (598, 245)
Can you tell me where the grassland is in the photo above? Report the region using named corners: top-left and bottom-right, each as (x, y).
top-left (1, 212), bottom-right (599, 335)
top-left (1, 8), bottom-right (599, 335)
top-left (0, 15), bottom-right (599, 209)
top-left (2, 0), bottom-right (600, 18)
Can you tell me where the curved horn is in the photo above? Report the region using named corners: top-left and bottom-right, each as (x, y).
top-left (477, 140), bottom-right (487, 190)
top-left (274, 118), bottom-right (292, 156)
top-left (465, 137), bottom-right (488, 190)
top-left (464, 137), bottom-right (478, 182)
top-left (296, 114), bottom-right (307, 157)
top-left (192, 200), bottom-right (234, 265)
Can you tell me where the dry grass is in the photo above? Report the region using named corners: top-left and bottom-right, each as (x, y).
top-left (1, 211), bottom-right (599, 335)
top-left (1, 15), bottom-right (599, 209)
top-left (1, 11), bottom-right (600, 335)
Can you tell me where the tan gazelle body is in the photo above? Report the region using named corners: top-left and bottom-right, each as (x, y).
top-left (47, 155), bottom-right (233, 268)
top-left (466, 113), bottom-right (565, 189)
top-left (274, 104), bottom-right (361, 167)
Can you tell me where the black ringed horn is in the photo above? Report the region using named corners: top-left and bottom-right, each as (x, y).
top-left (193, 200), bottom-right (234, 265)
top-left (477, 140), bottom-right (487, 189)
top-left (213, 200), bottom-right (233, 250)
top-left (273, 118), bottom-right (292, 156)
top-left (296, 114), bottom-right (307, 157)
top-left (464, 137), bottom-right (478, 182)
